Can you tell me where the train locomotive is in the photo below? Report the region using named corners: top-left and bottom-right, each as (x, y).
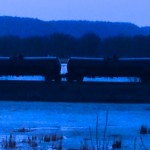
top-left (0, 56), bottom-right (61, 82)
top-left (66, 57), bottom-right (150, 83)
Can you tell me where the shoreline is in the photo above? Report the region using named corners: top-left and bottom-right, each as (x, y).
top-left (0, 81), bottom-right (150, 103)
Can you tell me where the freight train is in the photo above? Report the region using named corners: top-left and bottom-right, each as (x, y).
top-left (67, 57), bottom-right (150, 83)
top-left (0, 56), bottom-right (150, 83)
top-left (0, 56), bottom-right (61, 82)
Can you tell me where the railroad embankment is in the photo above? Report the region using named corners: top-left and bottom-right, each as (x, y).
top-left (0, 81), bottom-right (150, 103)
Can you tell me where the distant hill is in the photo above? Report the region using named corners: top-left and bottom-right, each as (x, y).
top-left (0, 16), bottom-right (150, 38)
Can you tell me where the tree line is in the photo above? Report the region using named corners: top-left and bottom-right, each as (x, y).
top-left (0, 33), bottom-right (150, 58)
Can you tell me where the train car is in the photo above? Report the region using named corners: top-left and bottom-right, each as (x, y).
top-left (67, 57), bottom-right (150, 82)
top-left (0, 56), bottom-right (61, 82)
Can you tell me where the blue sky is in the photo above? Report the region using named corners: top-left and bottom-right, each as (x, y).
top-left (0, 0), bottom-right (149, 27)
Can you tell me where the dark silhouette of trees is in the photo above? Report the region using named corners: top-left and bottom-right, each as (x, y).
top-left (0, 33), bottom-right (150, 58)
top-left (49, 33), bottom-right (78, 58)
top-left (103, 36), bottom-right (133, 57)
top-left (79, 33), bottom-right (102, 57)
top-left (131, 35), bottom-right (150, 57)
top-left (0, 36), bottom-right (22, 56)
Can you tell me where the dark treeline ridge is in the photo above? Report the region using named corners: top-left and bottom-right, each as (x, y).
top-left (1, 16), bottom-right (150, 38)
top-left (0, 33), bottom-right (150, 58)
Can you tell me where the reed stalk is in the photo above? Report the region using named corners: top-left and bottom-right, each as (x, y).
top-left (102, 110), bottom-right (109, 150)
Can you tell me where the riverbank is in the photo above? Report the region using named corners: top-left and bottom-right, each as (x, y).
top-left (0, 81), bottom-right (150, 103)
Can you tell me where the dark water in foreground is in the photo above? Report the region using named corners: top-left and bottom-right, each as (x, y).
top-left (0, 102), bottom-right (150, 149)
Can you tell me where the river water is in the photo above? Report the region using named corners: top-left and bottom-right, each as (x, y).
top-left (0, 102), bottom-right (150, 149)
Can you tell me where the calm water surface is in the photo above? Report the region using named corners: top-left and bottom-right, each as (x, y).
top-left (0, 102), bottom-right (150, 149)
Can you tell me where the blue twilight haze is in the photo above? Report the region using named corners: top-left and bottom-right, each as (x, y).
top-left (0, 0), bottom-right (149, 26)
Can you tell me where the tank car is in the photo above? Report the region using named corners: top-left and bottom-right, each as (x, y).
top-left (0, 56), bottom-right (61, 82)
top-left (67, 57), bottom-right (150, 82)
